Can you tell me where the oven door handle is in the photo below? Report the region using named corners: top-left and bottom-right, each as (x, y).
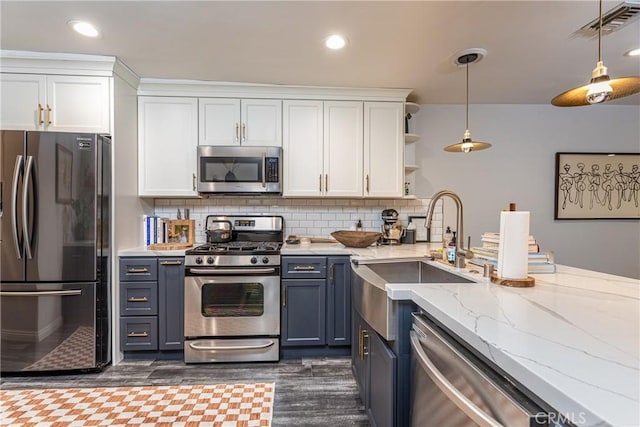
top-left (188, 267), bottom-right (276, 275)
top-left (188, 340), bottom-right (276, 351)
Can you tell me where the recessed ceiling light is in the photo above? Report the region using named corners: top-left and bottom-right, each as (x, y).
top-left (325, 34), bottom-right (347, 50)
top-left (68, 20), bottom-right (101, 38)
top-left (624, 48), bottom-right (640, 57)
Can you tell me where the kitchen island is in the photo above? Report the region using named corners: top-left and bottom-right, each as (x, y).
top-left (295, 242), bottom-right (638, 427)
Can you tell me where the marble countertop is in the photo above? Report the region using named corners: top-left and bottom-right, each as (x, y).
top-left (118, 246), bottom-right (188, 257)
top-left (383, 260), bottom-right (639, 427)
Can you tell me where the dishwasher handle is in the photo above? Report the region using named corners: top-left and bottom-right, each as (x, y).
top-left (410, 330), bottom-right (503, 427)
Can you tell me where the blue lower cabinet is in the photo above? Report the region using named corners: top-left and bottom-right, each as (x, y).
top-left (281, 256), bottom-right (351, 351)
top-left (281, 279), bottom-right (326, 346)
top-left (352, 301), bottom-right (415, 427)
top-left (119, 256), bottom-right (184, 354)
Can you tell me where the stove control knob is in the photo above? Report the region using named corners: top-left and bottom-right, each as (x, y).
top-left (262, 257), bottom-right (270, 264)
top-left (250, 257), bottom-right (258, 264)
top-left (207, 257), bottom-right (214, 264)
top-left (195, 257), bottom-right (203, 265)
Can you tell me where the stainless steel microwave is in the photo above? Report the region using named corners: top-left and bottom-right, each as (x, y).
top-left (197, 146), bottom-right (282, 194)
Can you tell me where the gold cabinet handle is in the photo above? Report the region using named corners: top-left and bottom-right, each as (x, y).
top-left (37, 104), bottom-right (44, 125)
top-left (282, 285), bottom-right (286, 307)
top-left (325, 174), bottom-right (328, 193)
top-left (235, 123), bottom-right (239, 143)
top-left (242, 123), bottom-right (246, 142)
top-left (319, 174), bottom-right (323, 193)
top-left (127, 332), bottom-right (149, 338)
top-left (46, 104), bottom-right (52, 125)
top-left (192, 173), bottom-right (196, 191)
top-left (293, 265), bottom-right (315, 271)
top-left (329, 264), bottom-right (334, 283)
top-left (127, 267), bottom-right (149, 274)
top-left (127, 296), bottom-right (148, 302)
top-left (363, 330), bottom-right (369, 357)
top-left (366, 174), bottom-right (370, 193)
top-left (160, 260), bottom-right (182, 266)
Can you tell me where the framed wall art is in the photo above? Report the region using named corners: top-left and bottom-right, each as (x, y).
top-left (56, 144), bottom-right (73, 204)
top-left (554, 152), bottom-right (640, 220)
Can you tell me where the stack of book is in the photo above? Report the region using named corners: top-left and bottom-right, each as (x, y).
top-left (469, 232), bottom-right (556, 273)
top-left (142, 215), bottom-right (170, 246)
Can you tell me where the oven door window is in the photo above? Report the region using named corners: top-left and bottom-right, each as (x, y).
top-left (201, 282), bottom-right (264, 317)
top-left (200, 157), bottom-right (262, 183)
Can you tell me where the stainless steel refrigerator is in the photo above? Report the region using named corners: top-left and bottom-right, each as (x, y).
top-left (1, 131), bottom-right (111, 372)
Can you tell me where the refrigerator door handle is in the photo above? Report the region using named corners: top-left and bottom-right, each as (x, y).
top-left (22, 155), bottom-right (34, 259)
top-left (11, 155), bottom-right (23, 259)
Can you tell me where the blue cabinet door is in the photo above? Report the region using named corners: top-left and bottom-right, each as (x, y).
top-left (327, 256), bottom-right (351, 346)
top-left (368, 329), bottom-right (397, 427)
top-left (158, 258), bottom-right (184, 350)
top-left (281, 279), bottom-right (326, 346)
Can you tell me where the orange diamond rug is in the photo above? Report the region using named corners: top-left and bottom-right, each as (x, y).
top-left (0, 383), bottom-right (274, 426)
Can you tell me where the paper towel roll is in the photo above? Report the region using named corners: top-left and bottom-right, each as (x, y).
top-left (497, 211), bottom-right (530, 280)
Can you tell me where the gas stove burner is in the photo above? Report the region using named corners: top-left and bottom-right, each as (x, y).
top-left (188, 241), bottom-right (283, 255)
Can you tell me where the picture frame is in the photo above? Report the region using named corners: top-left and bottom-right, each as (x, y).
top-left (55, 144), bottom-right (73, 204)
top-left (167, 219), bottom-right (195, 244)
top-left (408, 215), bottom-right (431, 242)
top-left (554, 152), bottom-right (640, 220)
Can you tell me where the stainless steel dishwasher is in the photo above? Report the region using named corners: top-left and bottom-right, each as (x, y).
top-left (410, 313), bottom-right (549, 427)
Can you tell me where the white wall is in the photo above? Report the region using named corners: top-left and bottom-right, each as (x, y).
top-left (412, 104), bottom-right (640, 279)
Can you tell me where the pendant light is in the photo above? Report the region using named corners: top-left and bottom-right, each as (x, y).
top-left (444, 50), bottom-right (492, 153)
top-left (551, 0), bottom-right (640, 106)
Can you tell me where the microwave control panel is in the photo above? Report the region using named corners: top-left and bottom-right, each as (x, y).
top-left (266, 158), bottom-right (279, 183)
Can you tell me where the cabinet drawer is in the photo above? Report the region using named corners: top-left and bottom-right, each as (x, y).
top-left (282, 256), bottom-right (327, 279)
top-left (120, 282), bottom-right (158, 316)
top-left (119, 258), bottom-right (158, 281)
top-left (120, 317), bottom-right (158, 351)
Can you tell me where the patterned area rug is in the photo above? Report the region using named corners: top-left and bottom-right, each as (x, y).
top-left (0, 383), bottom-right (274, 426)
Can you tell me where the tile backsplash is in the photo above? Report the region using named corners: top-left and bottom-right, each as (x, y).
top-left (154, 197), bottom-right (443, 244)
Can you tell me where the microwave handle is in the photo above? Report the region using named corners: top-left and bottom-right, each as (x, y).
top-left (262, 152), bottom-right (267, 188)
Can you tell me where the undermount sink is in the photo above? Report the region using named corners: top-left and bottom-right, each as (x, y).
top-left (366, 261), bottom-right (473, 284)
top-left (351, 259), bottom-right (474, 340)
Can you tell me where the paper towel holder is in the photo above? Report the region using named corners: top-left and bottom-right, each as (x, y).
top-left (490, 201), bottom-right (535, 287)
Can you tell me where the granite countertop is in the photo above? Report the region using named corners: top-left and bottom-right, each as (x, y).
top-left (383, 260), bottom-right (639, 427)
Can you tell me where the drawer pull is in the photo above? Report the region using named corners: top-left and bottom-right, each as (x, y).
top-left (293, 265), bottom-right (316, 271)
top-left (127, 332), bottom-right (149, 338)
top-left (127, 267), bottom-right (149, 274)
top-left (127, 296), bottom-right (148, 302)
top-left (160, 260), bottom-right (182, 266)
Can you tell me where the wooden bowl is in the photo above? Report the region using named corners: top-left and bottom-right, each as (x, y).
top-left (331, 231), bottom-right (381, 248)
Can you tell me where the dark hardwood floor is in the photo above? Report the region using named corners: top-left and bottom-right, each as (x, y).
top-left (0, 357), bottom-right (369, 426)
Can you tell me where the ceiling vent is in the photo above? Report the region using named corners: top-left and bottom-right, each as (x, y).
top-left (575, 0), bottom-right (640, 37)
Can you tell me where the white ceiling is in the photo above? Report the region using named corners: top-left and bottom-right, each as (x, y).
top-left (1, 1), bottom-right (639, 105)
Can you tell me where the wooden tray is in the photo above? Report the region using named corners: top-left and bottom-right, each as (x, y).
top-left (147, 243), bottom-right (193, 251)
top-left (490, 273), bottom-right (535, 287)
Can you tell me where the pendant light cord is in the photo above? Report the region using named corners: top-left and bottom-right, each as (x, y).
top-left (465, 63), bottom-right (470, 130)
top-left (598, 0), bottom-right (603, 62)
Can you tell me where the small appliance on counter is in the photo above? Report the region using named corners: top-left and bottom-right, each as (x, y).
top-left (379, 209), bottom-right (404, 245)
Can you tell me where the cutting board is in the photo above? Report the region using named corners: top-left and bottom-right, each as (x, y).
top-left (147, 243), bottom-right (193, 251)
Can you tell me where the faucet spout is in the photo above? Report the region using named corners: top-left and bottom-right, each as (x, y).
top-left (425, 190), bottom-right (468, 268)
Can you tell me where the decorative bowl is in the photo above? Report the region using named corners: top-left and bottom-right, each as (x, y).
top-left (331, 230), bottom-right (381, 248)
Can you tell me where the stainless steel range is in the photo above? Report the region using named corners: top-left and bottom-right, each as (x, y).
top-left (184, 215), bottom-right (283, 363)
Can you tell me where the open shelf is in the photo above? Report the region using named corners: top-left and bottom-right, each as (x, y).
top-left (405, 102), bottom-right (420, 115)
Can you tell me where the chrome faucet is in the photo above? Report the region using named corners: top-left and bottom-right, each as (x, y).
top-left (425, 190), bottom-right (470, 268)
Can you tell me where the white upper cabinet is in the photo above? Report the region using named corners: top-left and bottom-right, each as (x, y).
top-left (0, 73), bottom-right (110, 133)
top-left (199, 98), bottom-right (282, 146)
top-left (282, 100), bottom-right (324, 197)
top-left (138, 96), bottom-right (198, 197)
top-left (364, 102), bottom-right (404, 198)
top-left (324, 101), bottom-right (363, 197)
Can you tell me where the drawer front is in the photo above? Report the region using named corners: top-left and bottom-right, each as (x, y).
top-left (282, 256), bottom-right (327, 279)
top-left (119, 258), bottom-right (158, 282)
top-left (120, 282), bottom-right (158, 316)
top-left (120, 316), bottom-right (158, 351)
